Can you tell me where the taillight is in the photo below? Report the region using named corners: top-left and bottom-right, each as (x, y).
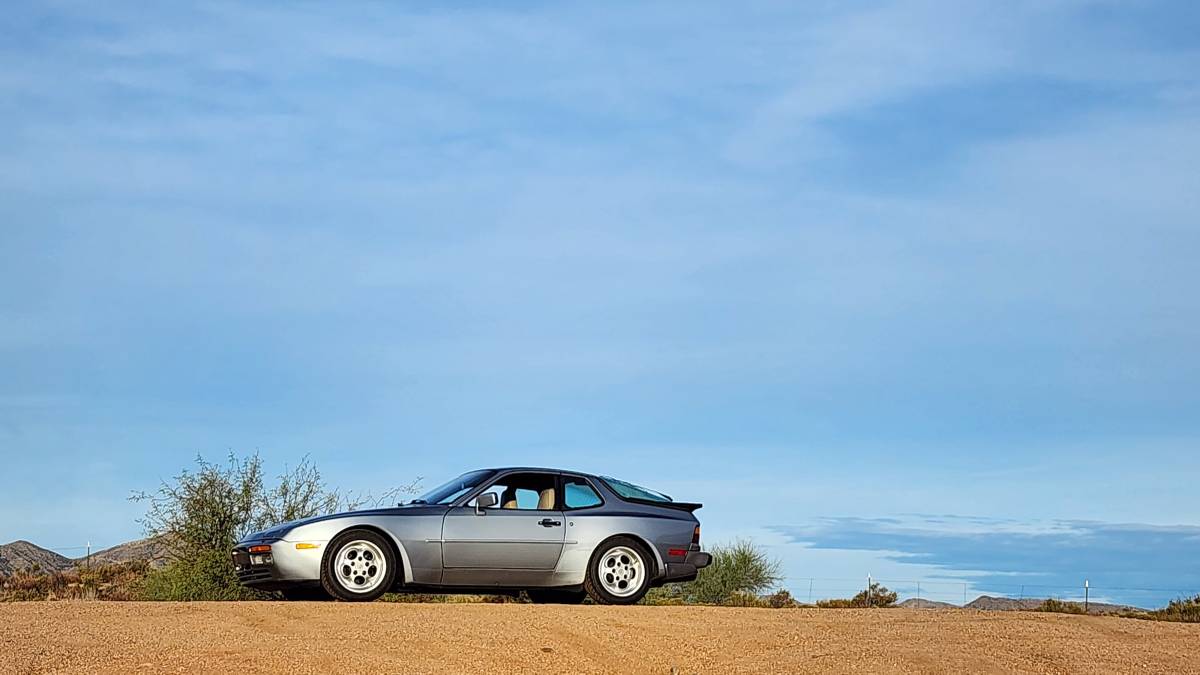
top-left (692, 525), bottom-right (701, 546)
top-left (248, 545), bottom-right (272, 553)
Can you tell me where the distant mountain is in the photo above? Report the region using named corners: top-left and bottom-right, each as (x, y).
top-left (0, 537), bottom-right (172, 575)
top-left (897, 598), bottom-right (959, 609)
top-left (966, 595), bottom-right (1044, 611)
top-left (966, 594), bottom-right (1142, 614)
top-left (84, 536), bottom-right (172, 567)
top-left (0, 540), bottom-right (75, 574)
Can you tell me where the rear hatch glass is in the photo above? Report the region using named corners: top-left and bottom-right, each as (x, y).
top-left (600, 476), bottom-right (673, 502)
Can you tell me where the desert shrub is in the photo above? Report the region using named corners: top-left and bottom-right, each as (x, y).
top-left (853, 582), bottom-right (897, 608)
top-left (693, 589), bottom-right (803, 609)
top-left (138, 549), bottom-right (257, 601)
top-left (645, 539), bottom-right (782, 605)
top-left (720, 590), bottom-right (770, 607)
top-left (132, 452), bottom-right (416, 601)
top-left (641, 590), bottom-right (687, 606)
top-left (766, 589), bottom-right (799, 608)
top-left (1148, 595), bottom-right (1200, 623)
top-left (1035, 598), bottom-right (1087, 615)
top-left (719, 589), bottom-right (805, 608)
top-left (816, 582), bottom-right (897, 608)
top-left (1, 569), bottom-right (69, 602)
top-left (815, 597), bottom-right (855, 608)
top-left (77, 560), bottom-right (150, 601)
top-left (1, 562), bottom-right (149, 602)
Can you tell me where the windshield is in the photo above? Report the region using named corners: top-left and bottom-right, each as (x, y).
top-left (409, 469), bottom-right (495, 505)
top-left (600, 476), bottom-right (673, 503)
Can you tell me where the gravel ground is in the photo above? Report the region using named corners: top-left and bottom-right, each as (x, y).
top-left (1, 602), bottom-right (1197, 674)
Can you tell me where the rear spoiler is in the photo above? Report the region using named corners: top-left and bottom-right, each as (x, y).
top-left (624, 497), bottom-right (703, 513)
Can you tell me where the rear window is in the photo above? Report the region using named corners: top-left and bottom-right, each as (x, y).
top-left (600, 476), bottom-right (673, 503)
top-left (563, 477), bottom-right (603, 509)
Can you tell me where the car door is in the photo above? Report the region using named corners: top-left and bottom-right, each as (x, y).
top-left (441, 471), bottom-right (566, 572)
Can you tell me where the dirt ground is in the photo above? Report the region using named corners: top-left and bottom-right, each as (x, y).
top-left (1, 602), bottom-right (1197, 674)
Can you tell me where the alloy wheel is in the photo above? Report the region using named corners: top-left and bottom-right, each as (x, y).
top-left (597, 545), bottom-right (643, 597)
top-left (333, 539), bottom-right (388, 593)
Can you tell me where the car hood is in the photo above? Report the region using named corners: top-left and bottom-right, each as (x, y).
top-left (241, 504), bottom-right (448, 542)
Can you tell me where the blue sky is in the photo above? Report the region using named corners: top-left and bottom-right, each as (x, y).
top-left (1, 1), bottom-right (1198, 606)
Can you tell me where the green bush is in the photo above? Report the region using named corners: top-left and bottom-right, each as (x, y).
top-left (645, 539), bottom-right (782, 605)
top-left (131, 452), bottom-right (416, 601)
top-left (138, 550), bottom-right (260, 601)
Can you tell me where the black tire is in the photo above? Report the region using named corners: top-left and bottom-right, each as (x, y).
top-left (583, 536), bottom-right (655, 605)
top-left (526, 588), bottom-right (588, 604)
top-left (320, 529), bottom-right (398, 602)
top-left (280, 587), bottom-right (331, 601)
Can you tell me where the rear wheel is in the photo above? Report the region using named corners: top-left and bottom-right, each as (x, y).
top-left (584, 536), bottom-right (653, 605)
top-left (526, 588), bottom-right (588, 604)
top-left (320, 529), bottom-right (398, 602)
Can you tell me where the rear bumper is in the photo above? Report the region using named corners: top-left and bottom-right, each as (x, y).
top-left (659, 550), bottom-right (713, 584)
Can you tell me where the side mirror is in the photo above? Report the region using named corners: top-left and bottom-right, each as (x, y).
top-left (475, 491), bottom-right (499, 515)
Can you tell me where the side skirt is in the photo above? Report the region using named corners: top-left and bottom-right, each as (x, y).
top-left (389, 583), bottom-right (584, 595)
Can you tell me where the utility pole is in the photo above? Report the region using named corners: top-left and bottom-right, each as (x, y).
top-left (916, 581), bottom-right (921, 608)
top-left (867, 574), bottom-right (872, 607)
top-left (86, 541), bottom-right (91, 569)
top-left (1084, 579), bottom-right (1089, 613)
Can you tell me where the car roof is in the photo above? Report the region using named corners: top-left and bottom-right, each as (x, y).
top-left (482, 466), bottom-right (599, 479)
top-left (475, 467), bottom-right (689, 508)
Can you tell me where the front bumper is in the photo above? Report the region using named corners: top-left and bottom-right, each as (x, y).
top-left (231, 539), bottom-right (325, 590)
top-left (232, 543), bottom-right (286, 589)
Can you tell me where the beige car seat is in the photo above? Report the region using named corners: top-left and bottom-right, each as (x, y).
top-left (537, 488), bottom-right (555, 510)
top-left (501, 488), bottom-right (518, 509)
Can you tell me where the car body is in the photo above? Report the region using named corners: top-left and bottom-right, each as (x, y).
top-left (232, 467), bottom-right (711, 603)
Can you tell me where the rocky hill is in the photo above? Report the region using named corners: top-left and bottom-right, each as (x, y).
top-left (0, 540), bottom-right (75, 574)
top-left (897, 598), bottom-right (959, 609)
top-left (965, 595), bottom-right (1043, 611)
top-left (1, 537), bottom-right (171, 575)
top-left (966, 594), bottom-right (1141, 614)
top-left (86, 536), bottom-right (171, 567)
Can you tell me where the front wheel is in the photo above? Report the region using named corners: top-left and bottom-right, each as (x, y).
top-left (320, 529), bottom-right (398, 602)
top-left (584, 536), bottom-right (653, 605)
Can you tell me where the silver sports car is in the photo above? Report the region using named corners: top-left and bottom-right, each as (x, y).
top-left (232, 467), bottom-right (712, 604)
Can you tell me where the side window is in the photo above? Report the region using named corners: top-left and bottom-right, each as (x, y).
top-left (471, 472), bottom-right (557, 510)
top-left (563, 477), bottom-right (602, 509)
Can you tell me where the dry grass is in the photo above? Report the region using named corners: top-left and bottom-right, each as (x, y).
top-left (0, 562), bottom-right (149, 602)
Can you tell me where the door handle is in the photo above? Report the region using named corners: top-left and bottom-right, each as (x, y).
top-left (538, 518), bottom-right (562, 527)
